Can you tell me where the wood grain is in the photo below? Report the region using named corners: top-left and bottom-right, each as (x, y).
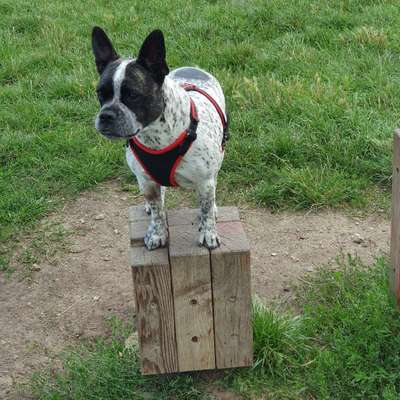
top-left (130, 246), bottom-right (178, 374)
top-left (128, 205), bottom-right (150, 223)
top-left (211, 221), bottom-right (253, 368)
top-left (168, 223), bottom-right (216, 372)
top-left (390, 129), bottom-right (400, 307)
top-left (129, 220), bottom-right (149, 247)
top-left (167, 206), bottom-right (240, 227)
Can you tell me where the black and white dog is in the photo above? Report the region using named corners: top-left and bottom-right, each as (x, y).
top-left (91, 27), bottom-right (228, 250)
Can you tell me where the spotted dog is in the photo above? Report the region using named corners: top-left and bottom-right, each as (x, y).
top-left (91, 27), bottom-right (228, 250)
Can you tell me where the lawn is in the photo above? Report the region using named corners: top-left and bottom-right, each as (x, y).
top-left (2, 1), bottom-right (400, 398)
top-left (1, 0), bottom-right (400, 248)
top-left (28, 257), bottom-right (400, 399)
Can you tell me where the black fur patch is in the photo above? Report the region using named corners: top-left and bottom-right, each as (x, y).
top-left (120, 62), bottom-right (164, 127)
top-left (96, 60), bottom-right (120, 105)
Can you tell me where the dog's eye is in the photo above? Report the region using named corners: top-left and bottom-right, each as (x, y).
top-left (96, 89), bottom-right (105, 103)
top-left (128, 92), bottom-right (140, 101)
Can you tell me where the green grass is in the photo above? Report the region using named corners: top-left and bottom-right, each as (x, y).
top-left (233, 256), bottom-right (400, 399)
top-left (27, 257), bottom-right (400, 399)
top-left (1, 0), bottom-right (400, 246)
top-left (28, 317), bottom-right (211, 400)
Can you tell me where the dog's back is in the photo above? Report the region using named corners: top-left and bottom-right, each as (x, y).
top-left (169, 67), bottom-right (226, 119)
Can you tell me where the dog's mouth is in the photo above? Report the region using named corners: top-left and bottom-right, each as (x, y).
top-left (129, 127), bottom-right (141, 137)
top-left (100, 127), bottom-right (141, 140)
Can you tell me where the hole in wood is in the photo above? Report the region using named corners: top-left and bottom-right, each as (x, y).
top-left (191, 336), bottom-right (199, 343)
top-left (190, 299), bottom-right (198, 305)
top-left (229, 296), bottom-right (236, 302)
top-left (397, 167), bottom-right (399, 173)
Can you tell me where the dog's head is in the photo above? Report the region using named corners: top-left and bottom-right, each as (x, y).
top-left (91, 27), bottom-right (169, 139)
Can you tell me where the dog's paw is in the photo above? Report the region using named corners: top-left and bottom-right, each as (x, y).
top-left (198, 228), bottom-right (220, 249)
top-left (144, 223), bottom-right (168, 250)
top-left (144, 202), bottom-right (151, 215)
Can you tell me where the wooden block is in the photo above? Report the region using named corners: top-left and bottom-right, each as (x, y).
top-left (129, 206), bottom-right (252, 375)
top-left (169, 223), bottom-right (215, 372)
top-left (211, 221), bottom-right (253, 368)
top-left (167, 206), bottom-right (240, 227)
top-left (390, 129), bottom-right (400, 307)
top-left (130, 246), bottom-right (178, 374)
top-left (128, 205), bottom-right (150, 223)
top-left (129, 220), bottom-right (149, 247)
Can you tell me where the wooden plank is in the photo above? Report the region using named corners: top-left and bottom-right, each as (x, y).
top-left (168, 223), bottom-right (215, 372)
top-left (128, 205), bottom-right (150, 223)
top-left (167, 206), bottom-right (240, 227)
top-left (130, 246), bottom-right (178, 374)
top-left (211, 221), bottom-right (253, 368)
top-left (390, 129), bottom-right (400, 307)
top-left (129, 220), bottom-right (149, 247)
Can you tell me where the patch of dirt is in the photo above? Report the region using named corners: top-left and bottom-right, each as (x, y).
top-left (244, 208), bottom-right (389, 305)
top-left (0, 180), bottom-right (390, 399)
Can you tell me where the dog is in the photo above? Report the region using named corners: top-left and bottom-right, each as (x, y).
top-left (91, 27), bottom-right (228, 250)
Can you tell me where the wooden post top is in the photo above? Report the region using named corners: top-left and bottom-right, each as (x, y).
top-left (129, 206), bottom-right (248, 265)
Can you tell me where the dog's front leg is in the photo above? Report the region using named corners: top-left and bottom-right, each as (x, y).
top-left (142, 181), bottom-right (168, 250)
top-left (197, 179), bottom-right (220, 249)
top-left (143, 186), bottom-right (166, 215)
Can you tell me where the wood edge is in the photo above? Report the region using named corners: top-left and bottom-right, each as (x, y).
top-left (391, 129), bottom-right (400, 308)
top-left (129, 246), bottom-right (169, 268)
top-left (129, 220), bottom-right (148, 247)
top-left (210, 248), bottom-right (250, 258)
top-left (213, 221), bottom-right (251, 255)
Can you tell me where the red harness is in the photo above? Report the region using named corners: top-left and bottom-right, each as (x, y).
top-left (128, 83), bottom-right (228, 187)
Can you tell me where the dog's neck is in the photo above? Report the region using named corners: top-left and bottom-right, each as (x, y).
top-left (134, 77), bottom-right (191, 149)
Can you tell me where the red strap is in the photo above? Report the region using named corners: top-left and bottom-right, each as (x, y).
top-left (132, 130), bottom-right (188, 155)
top-left (181, 83), bottom-right (226, 129)
top-left (130, 98), bottom-right (197, 154)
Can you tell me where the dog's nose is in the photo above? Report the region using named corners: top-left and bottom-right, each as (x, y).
top-left (99, 110), bottom-right (116, 123)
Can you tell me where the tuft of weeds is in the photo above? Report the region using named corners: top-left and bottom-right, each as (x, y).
top-left (231, 256), bottom-right (400, 399)
top-left (297, 256), bottom-right (400, 399)
top-left (251, 301), bottom-right (311, 378)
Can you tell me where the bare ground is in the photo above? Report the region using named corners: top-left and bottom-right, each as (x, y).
top-left (0, 180), bottom-right (390, 399)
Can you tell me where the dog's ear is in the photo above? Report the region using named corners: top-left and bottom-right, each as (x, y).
top-left (137, 29), bottom-right (169, 85)
top-left (92, 26), bottom-right (119, 74)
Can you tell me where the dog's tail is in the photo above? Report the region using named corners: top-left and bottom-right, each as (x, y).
top-left (222, 110), bottom-right (230, 149)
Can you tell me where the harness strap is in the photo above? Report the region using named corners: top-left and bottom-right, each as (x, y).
top-left (128, 82), bottom-right (227, 187)
top-left (180, 83), bottom-right (229, 149)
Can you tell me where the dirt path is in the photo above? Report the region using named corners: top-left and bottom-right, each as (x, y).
top-left (0, 181), bottom-right (390, 399)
